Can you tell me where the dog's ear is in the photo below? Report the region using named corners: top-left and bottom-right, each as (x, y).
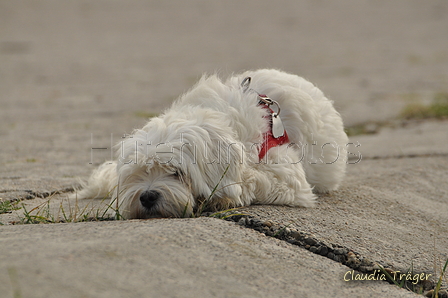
top-left (189, 164), bottom-right (244, 212)
top-left (196, 138), bottom-right (245, 205)
top-left (172, 128), bottom-right (245, 204)
top-left (241, 76), bottom-right (251, 93)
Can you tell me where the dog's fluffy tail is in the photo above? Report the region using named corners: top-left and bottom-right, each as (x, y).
top-left (71, 161), bottom-right (118, 200)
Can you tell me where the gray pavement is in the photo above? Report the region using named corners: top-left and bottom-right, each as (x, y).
top-left (1, 1), bottom-right (448, 297)
top-left (1, 218), bottom-right (419, 298)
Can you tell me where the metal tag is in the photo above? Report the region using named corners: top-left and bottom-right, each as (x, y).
top-left (271, 113), bottom-right (285, 138)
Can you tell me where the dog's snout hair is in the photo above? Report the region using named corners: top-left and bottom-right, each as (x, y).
top-left (140, 190), bottom-right (161, 210)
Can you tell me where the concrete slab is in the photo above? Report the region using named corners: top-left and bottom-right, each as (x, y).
top-left (0, 218), bottom-right (418, 298)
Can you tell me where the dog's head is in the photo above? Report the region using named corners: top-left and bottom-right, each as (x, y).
top-left (111, 109), bottom-right (247, 219)
top-left (112, 160), bottom-right (196, 219)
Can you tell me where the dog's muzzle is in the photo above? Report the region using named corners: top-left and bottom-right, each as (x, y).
top-left (140, 190), bottom-right (161, 210)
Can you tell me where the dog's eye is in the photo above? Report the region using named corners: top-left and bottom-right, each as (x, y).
top-left (173, 169), bottom-right (183, 178)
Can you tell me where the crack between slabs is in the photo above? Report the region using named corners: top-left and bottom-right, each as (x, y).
top-left (216, 213), bottom-right (440, 296)
top-left (352, 152), bottom-right (448, 161)
top-left (1, 188), bottom-right (75, 201)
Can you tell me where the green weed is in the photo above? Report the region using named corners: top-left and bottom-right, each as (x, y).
top-left (21, 201), bottom-right (55, 224)
top-left (192, 164), bottom-right (231, 217)
top-left (401, 92), bottom-right (448, 120)
top-left (0, 200), bottom-right (21, 214)
top-left (377, 262), bottom-right (421, 293)
top-left (15, 190), bottom-right (122, 224)
top-left (378, 257), bottom-right (448, 296)
top-left (434, 258), bottom-right (448, 298)
top-left (345, 122), bottom-right (381, 136)
top-left (180, 165), bottom-right (248, 219)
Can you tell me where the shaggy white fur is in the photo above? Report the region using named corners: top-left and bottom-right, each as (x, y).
top-left (72, 69), bottom-right (348, 219)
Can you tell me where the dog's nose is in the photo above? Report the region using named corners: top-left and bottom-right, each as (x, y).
top-left (140, 190), bottom-right (160, 209)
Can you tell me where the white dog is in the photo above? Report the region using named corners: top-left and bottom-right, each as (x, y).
top-left (73, 69), bottom-right (348, 219)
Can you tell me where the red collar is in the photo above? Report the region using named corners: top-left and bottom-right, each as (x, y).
top-left (258, 98), bottom-right (290, 161)
top-left (240, 78), bottom-right (290, 161)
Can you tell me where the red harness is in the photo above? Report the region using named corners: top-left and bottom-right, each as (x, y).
top-left (257, 97), bottom-right (290, 161)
